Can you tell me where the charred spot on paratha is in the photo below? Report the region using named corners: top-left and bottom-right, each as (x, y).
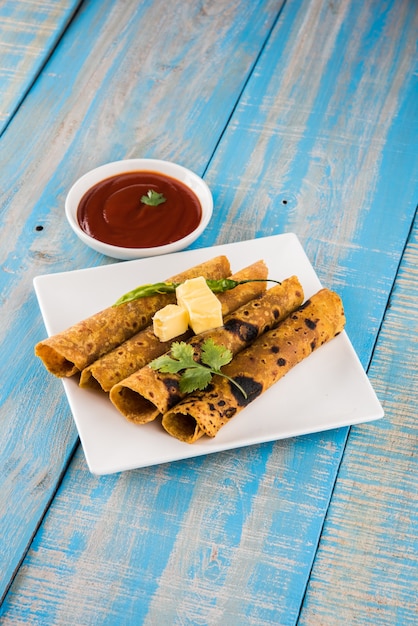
top-left (229, 376), bottom-right (262, 406)
top-left (163, 377), bottom-right (183, 408)
top-left (224, 407), bottom-right (237, 419)
top-left (223, 318), bottom-right (259, 343)
top-left (304, 318), bottom-right (317, 330)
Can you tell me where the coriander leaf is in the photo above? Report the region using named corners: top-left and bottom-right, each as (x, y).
top-left (149, 353), bottom-right (185, 374)
top-left (149, 339), bottom-right (247, 398)
top-left (141, 189), bottom-right (166, 206)
top-left (170, 342), bottom-right (196, 367)
top-left (201, 338), bottom-right (233, 371)
top-left (149, 342), bottom-right (195, 374)
top-left (179, 367), bottom-right (212, 394)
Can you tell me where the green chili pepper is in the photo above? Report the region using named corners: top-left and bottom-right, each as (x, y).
top-left (113, 278), bottom-right (281, 306)
top-left (114, 282), bottom-right (178, 305)
top-left (204, 278), bottom-right (281, 293)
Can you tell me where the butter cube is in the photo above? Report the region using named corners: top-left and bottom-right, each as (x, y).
top-left (176, 276), bottom-right (223, 335)
top-left (153, 304), bottom-right (190, 342)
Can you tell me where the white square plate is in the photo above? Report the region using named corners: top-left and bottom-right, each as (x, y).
top-left (34, 233), bottom-right (384, 474)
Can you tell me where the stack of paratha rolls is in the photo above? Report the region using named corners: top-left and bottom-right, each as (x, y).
top-left (34, 255), bottom-right (231, 377)
top-left (80, 260), bottom-right (269, 391)
top-left (109, 276), bottom-right (304, 424)
top-left (161, 288), bottom-right (346, 443)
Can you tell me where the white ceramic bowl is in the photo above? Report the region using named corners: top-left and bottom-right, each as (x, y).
top-left (65, 158), bottom-right (213, 260)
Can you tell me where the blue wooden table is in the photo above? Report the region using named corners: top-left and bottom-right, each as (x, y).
top-left (1, 1), bottom-right (417, 624)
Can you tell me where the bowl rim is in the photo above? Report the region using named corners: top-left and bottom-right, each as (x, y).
top-left (65, 158), bottom-right (213, 260)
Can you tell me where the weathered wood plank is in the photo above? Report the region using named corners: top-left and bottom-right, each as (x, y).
top-left (0, 0), bottom-right (282, 604)
top-left (299, 210), bottom-right (418, 625)
top-left (1, 0), bottom-right (417, 623)
top-left (200, 0), bottom-right (418, 362)
top-left (0, 0), bottom-right (81, 133)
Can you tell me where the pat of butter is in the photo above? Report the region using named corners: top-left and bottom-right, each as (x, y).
top-left (153, 304), bottom-right (190, 342)
top-left (176, 276), bottom-right (223, 334)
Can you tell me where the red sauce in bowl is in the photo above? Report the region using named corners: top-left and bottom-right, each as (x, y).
top-left (77, 171), bottom-right (202, 248)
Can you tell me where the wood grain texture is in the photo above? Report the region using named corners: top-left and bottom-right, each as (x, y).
top-left (299, 210), bottom-right (418, 624)
top-left (0, 0), bottom-right (282, 605)
top-left (0, 0), bottom-right (81, 133)
top-left (1, 432), bottom-right (349, 625)
top-left (201, 0), bottom-right (418, 362)
top-left (0, 0), bottom-right (417, 623)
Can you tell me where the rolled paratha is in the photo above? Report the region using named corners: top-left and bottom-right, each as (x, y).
top-left (35, 255), bottom-right (230, 377)
top-left (162, 288), bottom-right (346, 443)
top-left (79, 260), bottom-right (269, 391)
top-left (110, 276), bottom-right (304, 424)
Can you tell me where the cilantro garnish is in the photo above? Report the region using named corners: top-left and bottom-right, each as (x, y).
top-left (141, 189), bottom-right (166, 206)
top-left (149, 339), bottom-right (247, 398)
